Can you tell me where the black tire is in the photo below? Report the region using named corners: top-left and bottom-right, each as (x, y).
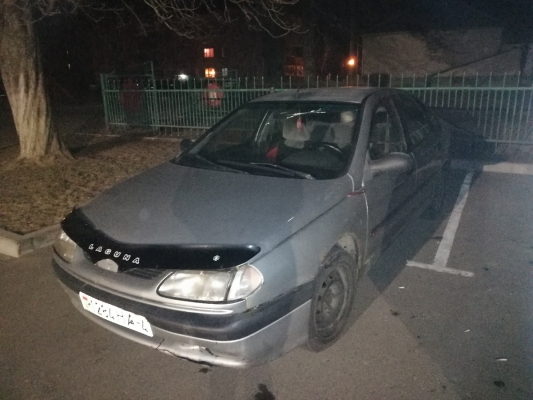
top-left (307, 247), bottom-right (356, 352)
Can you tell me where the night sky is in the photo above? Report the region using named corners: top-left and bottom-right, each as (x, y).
top-left (31, 0), bottom-right (532, 97)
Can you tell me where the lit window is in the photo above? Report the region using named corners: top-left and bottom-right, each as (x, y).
top-left (205, 68), bottom-right (216, 78)
top-left (204, 48), bottom-right (214, 58)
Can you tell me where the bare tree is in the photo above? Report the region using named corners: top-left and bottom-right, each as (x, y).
top-left (0, 0), bottom-right (299, 163)
top-left (1, 1), bottom-right (61, 162)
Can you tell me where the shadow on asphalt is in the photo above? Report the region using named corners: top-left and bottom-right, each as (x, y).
top-left (345, 167), bottom-right (478, 332)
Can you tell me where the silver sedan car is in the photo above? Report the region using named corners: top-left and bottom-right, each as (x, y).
top-left (53, 88), bottom-right (449, 368)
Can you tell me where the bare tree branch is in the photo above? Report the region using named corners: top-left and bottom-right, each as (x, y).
top-left (3, 0), bottom-right (300, 37)
top-left (140, 0), bottom-right (301, 38)
top-left (0, 0), bottom-right (301, 162)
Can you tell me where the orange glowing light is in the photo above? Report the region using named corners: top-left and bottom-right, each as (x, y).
top-left (347, 58), bottom-right (356, 67)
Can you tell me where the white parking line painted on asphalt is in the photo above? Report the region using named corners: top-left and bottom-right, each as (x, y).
top-left (406, 260), bottom-right (474, 277)
top-left (482, 162), bottom-right (533, 175)
top-left (407, 171), bottom-right (475, 277)
top-left (433, 171), bottom-right (473, 268)
top-left (451, 160), bottom-right (533, 175)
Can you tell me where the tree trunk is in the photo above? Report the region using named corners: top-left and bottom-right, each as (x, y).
top-left (301, 0), bottom-right (317, 78)
top-left (302, 26), bottom-right (316, 78)
top-left (0, 2), bottom-right (68, 161)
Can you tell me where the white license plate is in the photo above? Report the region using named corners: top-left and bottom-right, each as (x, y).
top-left (79, 292), bottom-right (153, 337)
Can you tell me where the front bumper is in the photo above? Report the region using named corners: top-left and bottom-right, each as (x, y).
top-left (52, 261), bottom-right (312, 367)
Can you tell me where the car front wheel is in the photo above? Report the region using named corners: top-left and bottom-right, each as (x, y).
top-left (307, 247), bottom-right (356, 352)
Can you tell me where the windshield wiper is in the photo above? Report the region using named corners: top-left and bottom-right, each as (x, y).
top-left (212, 159), bottom-right (314, 179)
top-left (181, 154), bottom-right (248, 174)
top-left (249, 162), bottom-right (315, 179)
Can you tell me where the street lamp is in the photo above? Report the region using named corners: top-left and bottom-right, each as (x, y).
top-left (347, 57), bottom-right (357, 84)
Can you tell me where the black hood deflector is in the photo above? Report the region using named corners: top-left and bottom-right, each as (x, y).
top-left (61, 208), bottom-right (260, 271)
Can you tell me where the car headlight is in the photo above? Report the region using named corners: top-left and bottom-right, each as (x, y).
top-left (157, 264), bottom-right (263, 302)
top-left (53, 229), bottom-right (77, 263)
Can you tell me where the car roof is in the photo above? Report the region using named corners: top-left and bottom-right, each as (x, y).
top-left (250, 87), bottom-right (398, 104)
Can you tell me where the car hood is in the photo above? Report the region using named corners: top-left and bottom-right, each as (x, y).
top-left (80, 162), bottom-right (352, 255)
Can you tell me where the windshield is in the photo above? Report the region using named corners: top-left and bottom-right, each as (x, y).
top-left (174, 102), bottom-right (360, 180)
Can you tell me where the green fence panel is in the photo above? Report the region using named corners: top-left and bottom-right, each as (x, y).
top-left (101, 73), bottom-right (533, 145)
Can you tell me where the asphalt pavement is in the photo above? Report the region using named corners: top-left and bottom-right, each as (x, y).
top-left (1, 167), bottom-right (532, 400)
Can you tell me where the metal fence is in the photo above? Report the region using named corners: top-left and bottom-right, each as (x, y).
top-left (100, 75), bottom-right (272, 136)
top-left (401, 73), bottom-right (533, 145)
top-left (101, 73), bottom-right (533, 145)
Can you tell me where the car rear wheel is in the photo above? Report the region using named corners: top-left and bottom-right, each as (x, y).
top-left (307, 247), bottom-right (356, 352)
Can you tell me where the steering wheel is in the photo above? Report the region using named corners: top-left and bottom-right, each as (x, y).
top-left (314, 143), bottom-right (345, 160)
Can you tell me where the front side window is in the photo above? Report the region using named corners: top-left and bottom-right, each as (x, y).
top-left (368, 102), bottom-right (406, 160)
top-left (175, 102), bottom-right (360, 180)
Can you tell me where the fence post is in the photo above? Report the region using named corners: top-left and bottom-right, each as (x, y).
top-left (150, 77), bottom-right (161, 131)
top-left (517, 74), bottom-right (528, 142)
top-left (510, 71), bottom-right (521, 143)
top-left (497, 72), bottom-right (511, 140)
top-left (100, 74), bottom-right (110, 130)
top-left (524, 81), bottom-right (533, 142)
top-left (483, 72), bottom-right (492, 137)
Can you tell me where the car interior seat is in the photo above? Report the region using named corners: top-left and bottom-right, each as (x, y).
top-left (324, 111), bottom-right (355, 149)
top-left (282, 117), bottom-right (311, 149)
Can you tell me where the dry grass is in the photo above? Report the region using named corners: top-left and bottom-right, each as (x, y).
top-left (0, 135), bottom-right (181, 234)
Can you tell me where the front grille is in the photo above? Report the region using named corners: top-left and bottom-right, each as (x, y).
top-left (123, 268), bottom-right (167, 280)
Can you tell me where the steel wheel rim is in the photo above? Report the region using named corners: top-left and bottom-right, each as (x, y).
top-left (314, 267), bottom-right (349, 338)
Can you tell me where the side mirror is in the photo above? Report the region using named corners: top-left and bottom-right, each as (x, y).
top-left (369, 152), bottom-right (413, 176)
top-left (180, 138), bottom-right (193, 152)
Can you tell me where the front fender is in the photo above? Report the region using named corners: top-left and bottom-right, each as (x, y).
top-left (245, 193), bottom-right (368, 310)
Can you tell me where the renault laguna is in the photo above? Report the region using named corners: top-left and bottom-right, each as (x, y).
top-left (52, 87), bottom-right (449, 367)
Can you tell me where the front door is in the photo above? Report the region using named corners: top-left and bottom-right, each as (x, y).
top-left (393, 94), bottom-right (444, 208)
top-left (363, 99), bottom-right (415, 259)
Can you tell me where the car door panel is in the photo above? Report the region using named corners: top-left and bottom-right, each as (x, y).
top-left (393, 95), bottom-right (444, 208)
top-left (362, 100), bottom-right (416, 259)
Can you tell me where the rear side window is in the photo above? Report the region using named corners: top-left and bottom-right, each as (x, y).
top-left (393, 95), bottom-right (433, 148)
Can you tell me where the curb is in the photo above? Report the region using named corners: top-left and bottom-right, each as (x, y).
top-left (0, 158), bottom-right (532, 259)
top-left (0, 225), bottom-right (60, 258)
